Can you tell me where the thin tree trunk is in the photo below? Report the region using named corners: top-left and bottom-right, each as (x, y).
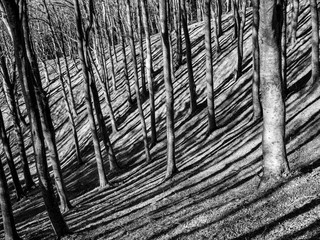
top-left (0, 154), bottom-right (22, 240)
top-left (281, 0), bottom-right (288, 96)
top-left (259, 0), bottom-right (289, 185)
top-left (141, 0), bottom-right (157, 146)
top-left (181, 0), bottom-right (198, 114)
top-left (137, 0), bottom-right (148, 97)
top-left (290, 0), bottom-right (299, 45)
top-left (175, 0), bottom-right (183, 66)
top-left (73, 0), bottom-right (109, 188)
top-left (235, 0), bottom-right (246, 80)
top-left (252, 0), bottom-right (262, 121)
top-left (211, 3), bottom-right (221, 54)
top-left (205, 0), bottom-right (217, 134)
top-left (126, 0), bottom-right (151, 163)
top-left (160, 0), bottom-right (178, 180)
top-left (215, 0), bottom-right (223, 36)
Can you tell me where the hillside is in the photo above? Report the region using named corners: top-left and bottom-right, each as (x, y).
top-left (2, 3), bottom-right (320, 240)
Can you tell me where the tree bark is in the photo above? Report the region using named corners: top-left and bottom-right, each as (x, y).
top-left (181, 0), bottom-right (198, 114)
top-left (126, 0), bottom-right (151, 163)
top-left (160, 0), bottom-right (178, 180)
top-left (259, 0), bottom-right (289, 184)
top-left (205, 0), bottom-right (217, 134)
top-left (290, 0), bottom-right (299, 45)
top-left (252, 0), bottom-right (262, 121)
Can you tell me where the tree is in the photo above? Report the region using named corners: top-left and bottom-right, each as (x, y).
top-left (259, 0), bottom-right (289, 185)
top-left (289, 0), bottom-right (299, 45)
top-left (205, 0), bottom-right (217, 134)
top-left (1, 0), bottom-right (70, 237)
top-left (125, 0), bottom-right (151, 163)
top-left (251, 0), bottom-right (262, 121)
top-left (0, 154), bottom-right (22, 240)
top-left (141, 0), bottom-right (157, 146)
top-left (308, 0), bottom-right (319, 90)
top-left (160, 0), bottom-right (178, 180)
top-left (181, 0), bottom-right (198, 114)
top-left (73, 0), bottom-right (109, 187)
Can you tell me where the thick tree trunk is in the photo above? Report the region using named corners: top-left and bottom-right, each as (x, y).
top-left (2, 0), bottom-right (70, 237)
top-left (181, 0), bottom-right (198, 114)
top-left (126, 0), bottom-right (151, 163)
top-left (160, 0), bottom-right (178, 180)
top-left (141, 0), bottom-right (157, 146)
top-left (73, 0), bottom-right (109, 188)
top-left (0, 154), bottom-right (22, 240)
top-left (0, 109), bottom-right (24, 200)
top-left (308, 0), bottom-right (320, 90)
top-left (252, 0), bottom-right (262, 121)
top-left (205, 0), bottom-right (217, 134)
top-left (259, 0), bottom-right (289, 184)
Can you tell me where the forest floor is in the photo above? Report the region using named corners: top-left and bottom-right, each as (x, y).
top-left (1, 3), bottom-right (320, 240)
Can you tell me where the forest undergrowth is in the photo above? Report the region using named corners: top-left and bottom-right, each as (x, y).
top-left (1, 3), bottom-right (320, 240)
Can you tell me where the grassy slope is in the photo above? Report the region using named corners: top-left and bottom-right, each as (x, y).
top-left (1, 2), bottom-right (320, 240)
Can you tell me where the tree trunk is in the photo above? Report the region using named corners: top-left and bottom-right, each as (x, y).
top-left (308, 0), bottom-right (320, 90)
top-left (281, 0), bottom-right (288, 96)
top-left (0, 154), bottom-right (22, 240)
top-left (232, 0), bottom-right (240, 40)
top-left (290, 0), bottom-right (299, 45)
top-left (215, 0), bottom-right (223, 36)
top-left (160, 0), bottom-right (178, 180)
top-left (211, 3), bottom-right (221, 54)
top-left (126, 0), bottom-right (151, 163)
top-left (0, 54), bottom-right (35, 191)
top-left (235, 0), bottom-right (246, 80)
top-left (205, 0), bottom-right (217, 134)
top-left (141, 0), bottom-right (157, 146)
top-left (73, 0), bottom-right (109, 188)
top-left (2, 0), bottom-right (70, 237)
top-left (137, 0), bottom-right (148, 98)
top-left (181, 0), bottom-right (198, 114)
top-left (116, 0), bottom-right (133, 107)
top-left (174, 0), bottom-right (183, 66)
top-left (252, 0), bottom-right (262, 121)
top-left (0, 109), bottom-right (24, 200)
top-left (259, 0), bottom-right (289, 184)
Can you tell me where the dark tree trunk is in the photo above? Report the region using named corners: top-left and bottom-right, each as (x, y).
top-left (215, 0), bottom-right (223, 36)
top-left (126, 0), bottom-right (151, 163)
top-left (181, 0), bottom-right (198, 114)
top-left (174, 0), bottom-right (183, 66)
top-left (160, 0), bottom-right (178, 180)
top-left (259, 0), bottom-right (289, 185)
top-left (141, 0), bottom-right (157, 146)
top-left (73, 0), bottom-right (109, 187)
top-left (205, 0), bottom-right (217, 134)
top-left (0, 154), bottom-right (22, 240)
top-left (281, 0), bottom-right (288, 96)
top-left (0, 109), bottom-right (24, 200)
top-left (232, 0), bottom-right (241, 40)
top-left (1, 0), bottom-right (70, 237)
top-left (252, 0), bottom-right (262, 121)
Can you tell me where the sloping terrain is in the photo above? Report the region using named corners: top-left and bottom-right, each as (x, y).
top-left (1, 3), bottom-right (320, 240)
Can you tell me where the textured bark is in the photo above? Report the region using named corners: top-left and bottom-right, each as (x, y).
top-left (141, 0), bottom-right (157, 146)
top-left (174, 0), bottom-right (183, 66)
top-left (259, 0), bottom-right (289, 183)
top-left (0, 109), bottom-right (24, 200)
top-left (205, 0), bottom-right (217, 134)
top-left (2, 0), bottom-right (69, 237)
top-left (181, 0), bottom-right (198, 114)
top-left (281, 0), bottom-right (288, 96)
top-left (160, 0), bottom-right (178, 179)
top-left (73, 0), bottom-right (109, 188)
top-left (235, 0), bottom-right (246, 80)
top-left (252, 0), bottom-right (262, 121)
top-left (308, 0), bottom-right (320, 89)
top-left (0, 154), bottom-right (22, 240)
top-left (126, 0), bottom-right (151, 163)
